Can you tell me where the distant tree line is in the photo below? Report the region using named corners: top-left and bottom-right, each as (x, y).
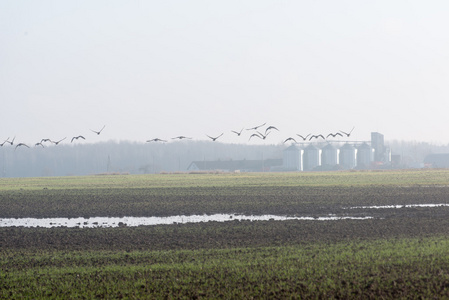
top-left (0, 141), bottom-right (282, 177)
top-left (388, 140), bottom-right (449, 167)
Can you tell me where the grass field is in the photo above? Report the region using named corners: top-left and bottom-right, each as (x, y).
top-left (1, 169), bottom-right (449, 298)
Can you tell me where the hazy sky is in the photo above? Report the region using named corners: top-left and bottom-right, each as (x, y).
top-left (2, 1), bottom-right (449, 146)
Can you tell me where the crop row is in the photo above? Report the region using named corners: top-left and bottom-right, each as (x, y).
top-left (2, 236), bottom-right (449, 298)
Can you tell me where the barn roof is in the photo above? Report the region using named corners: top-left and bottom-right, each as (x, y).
top-left (188, 159), bottom-right (282, 172)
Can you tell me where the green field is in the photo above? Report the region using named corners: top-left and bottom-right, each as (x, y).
top-left (1, 170), bottom-right (449, 298)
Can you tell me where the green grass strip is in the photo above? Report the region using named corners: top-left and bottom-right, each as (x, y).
top-left (2, 236), bottom-right (449, 298)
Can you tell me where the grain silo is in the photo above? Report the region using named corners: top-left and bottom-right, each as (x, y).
top-left (339, 143), bottom-right (357, 169)
top-left (356, 142), bottom-right (374, 169)
top-left (283, 144), bottom-right (303, 171)
top-left (303, 144), bottom-right (321, 171)
top-left (321, 143), bottom-right (339, 169)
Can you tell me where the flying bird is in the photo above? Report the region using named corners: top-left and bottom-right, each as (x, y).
top-left (309, 134), bottom-right (325, 141)
top-left (296, 134), bottom-right (311, 141)
top-left (265, 126), bottom-right (279, 134)
top-left (146, 138), bottom-right (167, 142)
top-left (51, 137), bottom-right (66, 145)
top-left (0, 138), bottom-right (10, 147)
top-left (231, 128), bottom-right (244, 136)
top-left (246, 122), bottom-right (266, 131)
top-left (35, 142), bottom-right (45, 148)
top-left (71, 136), bottom-right (86, 143)
top-left (206, 133), bottom-right (224, 141)
top-left (5, 136), bottom-right (16, 146)
top-left (339, 126), bottom-right (355, 137)
top-left (40, 138), bottom-right (52, 143)
top-left (91, 125), bottom-right (106, 135)
top-left (326, 132), bottom-right (343, 139)
top-left (172, 136), bottom-right (192, 140)
top-left (249, 133), bottom-right (263, 141)
top-left (15, 143), bottom-right (30, 150)
top-left (283, 137), bottom-right (297, 144)
top-left (256, 131), bottom-right (271, 140)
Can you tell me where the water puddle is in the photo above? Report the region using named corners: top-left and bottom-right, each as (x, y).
top-left (345, 203), bottom-right (449, 209)
top-left (0, 214), bottom-right (373, 228)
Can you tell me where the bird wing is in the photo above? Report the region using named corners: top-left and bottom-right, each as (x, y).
top-left (348, 126), bottom-right (355, 134)
top-left (339, 128), bottom-right (354, 136)
top-left (265, 126), bottom-right (279, 133)
top-left (15, 143), bottom-right (29, 149)
top-left (247, 123), bottom-right (266, 130)
top-left (284, 137), bottom-right (296, 143)
top-left (249, 133), bottom-right (262, 141)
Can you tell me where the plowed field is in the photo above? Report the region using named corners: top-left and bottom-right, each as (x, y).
top-left (2, 170), bottom-right (449, 298)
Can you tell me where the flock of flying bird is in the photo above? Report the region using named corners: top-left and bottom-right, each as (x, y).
top-left (0, 125), bottom-right (107, 151)
top-left (1, 123), bottom-right (355, 151)
top-left (147, 123), bottom-right (355, 144)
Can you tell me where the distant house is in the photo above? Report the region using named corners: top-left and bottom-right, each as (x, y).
top-left (187, 159), bottom-right (282, 172)
top-left (423, 154), bottom-right (449, 168)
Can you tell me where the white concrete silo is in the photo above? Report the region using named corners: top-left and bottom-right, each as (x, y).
top-left (321, 143), bottom-right (339, 169)
top-left (339, 143), bottom-right (357, 169)
top-left (303, 144), bottom-right (321, 171)
top-left (356, 143), bottom-right (374, 169)
top-left (283, 144), bottom-right (303, 171)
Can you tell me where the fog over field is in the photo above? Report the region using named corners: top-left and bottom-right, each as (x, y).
top-left (2, 1), bottom-right (449, 146)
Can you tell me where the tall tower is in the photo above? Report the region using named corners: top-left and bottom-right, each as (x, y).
top-left (371, 132), bottom-right (385, 162)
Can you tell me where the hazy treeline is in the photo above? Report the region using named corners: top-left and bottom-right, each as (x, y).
top-left (1, 139), bottom-right (448, 177)
top-left (388, 140), bottom-right (449, 167)
top-left (0, 141), bottom-right (283, 178)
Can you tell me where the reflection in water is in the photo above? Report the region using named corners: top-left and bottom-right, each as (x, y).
top-left (0, 214), bottom-right (372, 228)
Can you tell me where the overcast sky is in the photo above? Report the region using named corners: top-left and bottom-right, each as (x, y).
top-left (1, 1), bottom-right (449, 146)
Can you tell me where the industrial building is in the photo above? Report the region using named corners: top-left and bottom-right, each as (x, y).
top-left (187, 132), bottom-right (391, 173)
top-left (282, 132), bottom-right (390, 171)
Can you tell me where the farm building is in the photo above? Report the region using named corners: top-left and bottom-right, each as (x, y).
top-left (187, 159), bottom-right (283, 172)
top-left (423, 154), bottom-right (449, 168)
